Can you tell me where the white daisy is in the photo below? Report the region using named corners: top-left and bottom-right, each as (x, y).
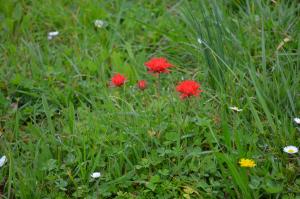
top-left (94, 19), bottom-right (107, 28)
top-left (283, 146), bottom-right (298, 154)
top-left (0, 155), bottom-right (7, 167)
top-left (48, 31), bottom-right (59, 40)
top-left (197, 38), bottom-right (202, 44)
top-left (294, 118), bottom-right (300, 125)
top-left (229, 106), bottom-right (243, 112)
top-left (91, 172), bottom-right (101, 178)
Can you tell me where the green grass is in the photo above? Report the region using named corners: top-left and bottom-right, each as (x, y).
top-left (0, 0), bottom-right (299, 198)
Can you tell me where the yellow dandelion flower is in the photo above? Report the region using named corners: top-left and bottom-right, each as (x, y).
top-left (239, 158), bottom-right (256, 168)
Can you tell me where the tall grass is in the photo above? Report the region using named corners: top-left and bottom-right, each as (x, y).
top-left (179, 0), bottom-right (299, 197)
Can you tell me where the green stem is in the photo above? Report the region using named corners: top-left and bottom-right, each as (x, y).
top-left (177, 101), bottom-right (189, 149)
top-left (156, 74), bottom-right (160, 98)
top-left (122, 85), bottom-right (125, 114)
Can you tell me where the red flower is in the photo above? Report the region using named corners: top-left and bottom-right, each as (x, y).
top-left (144, 57), bottom-right (172, 74)
top-left (137, 80), bottom-right (147, 90)
top-left (176, 80), bottom-right (203, 99)
top-left (111, 73), bottom-right (126, 87)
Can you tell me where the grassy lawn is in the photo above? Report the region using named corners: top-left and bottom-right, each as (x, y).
top-left (0, 0), bottom-right (299, 198)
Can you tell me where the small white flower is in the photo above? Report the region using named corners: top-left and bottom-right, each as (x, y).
top-left (94, 19), bottom-right (107, 28)
top-left (229, 106), bottom-right (243, 112)
top-left (48, 31), bottom-right (59, 36)
top-left (197, 38), bottom-right (202, 44)
top-left (91, 172), bottom-right (101, 178)
top-left (283, 146), bottom-right (298, 154)
top-left (294, 118), bottom-right (300, 124)
top-left (48, 31), bottom-right (59, 40)
top-left (0, 155), bottom-right (7, 167)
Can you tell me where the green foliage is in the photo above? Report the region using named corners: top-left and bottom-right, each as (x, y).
top-left (0, 0), bottom-right (299, 198)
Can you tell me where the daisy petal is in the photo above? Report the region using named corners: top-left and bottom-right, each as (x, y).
top-left (0, 155), bottom-right (7, 167)
top-left (283, 146), bottom-right (298, 154)
top-left (229, 106), bottom-right (243, 112)
top-left (294, 118), bottom-right (300, 124)
top-left (91, 172), bottom-right (101, 178)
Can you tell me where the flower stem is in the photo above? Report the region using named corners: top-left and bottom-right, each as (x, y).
top-left (122, 85), bottom-right (126, 111)
top-left (177, 100), bottom-right (187, 149)
top-left (156, 74), bottom-right (160, 98)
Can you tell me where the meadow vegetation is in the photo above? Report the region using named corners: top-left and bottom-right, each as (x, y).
top-left (0, 0), bottom-right (299, 198)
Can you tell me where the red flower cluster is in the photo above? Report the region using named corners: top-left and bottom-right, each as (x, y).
top-left (137, 80), bottom-right (147, 90)
top-left (111, 73), bottom-right (126, 87)
top-left (110, 58), bottom-right (203, 100)
top-left (144, 57), bottom-right (172, 74)
top-left (176, 80), bottom-right (203, 99)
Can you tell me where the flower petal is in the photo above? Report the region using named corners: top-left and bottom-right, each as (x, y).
top-left (0, 156), bottom-right (7, 167)
top-left (91, 172), bottom-right (101, 178)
